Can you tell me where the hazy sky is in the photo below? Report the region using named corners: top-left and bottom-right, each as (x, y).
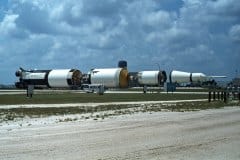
top-left (0, 0), bottom-right (239, 84)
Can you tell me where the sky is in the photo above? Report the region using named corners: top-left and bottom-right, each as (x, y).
top-left (0, 0), bottom-right (240, 84)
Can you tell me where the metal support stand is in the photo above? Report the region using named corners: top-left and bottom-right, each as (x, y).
top-left (224, 92), bottom-right (227, 103)
top-left (238, 93), bottom-right (240, 102)
top-left (98, 84), bottom-right (105, 95)
top-left (27, 85), bottom-right (34, 98)
top-left (143, 85), bottom-right (147, 94)
top-left (208, 92), bottom-right (211, 102)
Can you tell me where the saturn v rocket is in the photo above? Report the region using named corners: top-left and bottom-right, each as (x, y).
top-left (15, 60), bottom-right (225, 89)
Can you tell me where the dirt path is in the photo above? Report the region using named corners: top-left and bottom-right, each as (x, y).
top-left (0, 107), bottom-right (240, 160)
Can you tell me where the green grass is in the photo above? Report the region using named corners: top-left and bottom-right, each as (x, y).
top-left (0, 93), bottom-right (208, 105)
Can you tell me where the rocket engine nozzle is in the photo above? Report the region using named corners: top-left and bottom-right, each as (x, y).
top-left (15, 70), bottom-right (22, 77)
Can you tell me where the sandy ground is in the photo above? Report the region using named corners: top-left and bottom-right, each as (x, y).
top-left (0, 107), bottom-right (240, 160)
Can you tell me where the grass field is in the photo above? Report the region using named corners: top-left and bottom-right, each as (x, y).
top-left (0, 93), bottom-right (208, 105)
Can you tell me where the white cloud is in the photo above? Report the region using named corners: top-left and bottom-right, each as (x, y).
top-left (229, 24), bottom-right (240, 42)
top-left (0, 0), bottom-right (239, 83)
top-left (143, 11), bottom-right (172, 27)
top-left (0, 14), bottom-right (19, 35)
top-left (50, 4), bottom-right (64, 20)
top-left (70, 3), bottom-right (83, 19)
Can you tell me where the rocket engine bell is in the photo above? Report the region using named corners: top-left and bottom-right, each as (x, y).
top-left (15, 68), bottom-right (82, 88)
